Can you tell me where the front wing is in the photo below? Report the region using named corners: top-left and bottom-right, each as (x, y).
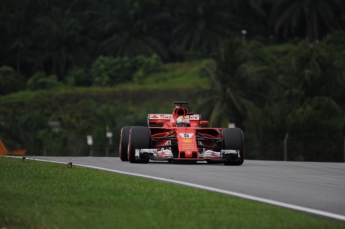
top-left (135, 148), bottom-right (240, 162)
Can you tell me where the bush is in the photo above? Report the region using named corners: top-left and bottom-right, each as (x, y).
top-left (65, 67), bottom-right (92, 87)
top-left (27, 71), bottom-right (62, 91)
top-left (90, 55), bottom-right (162, 86)
top-left (0, 65), bottom-right (25, 95)
top-left (133, 54), bottom-right (163, 84)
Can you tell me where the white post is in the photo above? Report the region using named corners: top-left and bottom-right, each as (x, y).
top-left (284, 133), bottom-right (289, 161)
top-left (106, 126), bottom-right (113, 157)
top-left (87, 135), bottom-right (93, 157)
top-left (241, 30), bottom-right (247, 46)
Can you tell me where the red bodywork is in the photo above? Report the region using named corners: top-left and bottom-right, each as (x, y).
top-left (147, 105), bottom-right (223, 161)
top-left (120, 101), bottom-right (244, 165)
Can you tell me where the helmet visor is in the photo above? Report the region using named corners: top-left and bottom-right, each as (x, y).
top-left (176, 122), bottom-right (186, 127)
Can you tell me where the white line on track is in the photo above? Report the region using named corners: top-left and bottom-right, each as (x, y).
top-left (20, 157), bottom-right (345, 222)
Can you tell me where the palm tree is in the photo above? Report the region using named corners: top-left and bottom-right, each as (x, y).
top-left (272, 0), bottom-right (344, 40)
top-left (34, 5), bottom-right (89, 80)
top-left (0, 0), bottom-right (39, 75)
top-left (93, 0), bottom-right (170, 60)
top-left (194, 39), bottom-right (273, 128)
top-left (285, 45), bottom-right (345, 100)
top-left (229, 0), bottom-right (275, 38)
top-left (278, 44), bottom-right (345, 134)
top-left (170, 0), bottom-right (236, 57)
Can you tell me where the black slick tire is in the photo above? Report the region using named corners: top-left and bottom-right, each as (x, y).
top-left (222, 128), bottom-right (244, 166)
top-left (128, 126), bottom-right (151, 163)
top-left (119, 126), bottom-right (132, 161)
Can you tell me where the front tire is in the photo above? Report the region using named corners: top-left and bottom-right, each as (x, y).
top-left (119, 126), bottom-right (131, 161)
top-left (128, 126), bottom-right (151, 163)
top-left (222, 128), bottom-right (244, 166)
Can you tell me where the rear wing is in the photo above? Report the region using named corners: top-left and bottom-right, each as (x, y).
top-left (147, 114), bottom-right (201, 127)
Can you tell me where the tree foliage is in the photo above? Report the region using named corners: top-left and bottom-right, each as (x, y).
top-left (1, 0), bottom-right (344, 80)
top-left (90, 54), bottom-right (162, 86)
top-left (1, 0), bottom-right (345, 161)
top-left (272, 0), bottom-right (344, 40)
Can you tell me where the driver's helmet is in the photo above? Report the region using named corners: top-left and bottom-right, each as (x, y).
top-left (176, 116), bottom-right (190, 127)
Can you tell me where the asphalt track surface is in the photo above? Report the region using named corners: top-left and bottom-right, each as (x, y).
top-left (27, 156), bottom-right (345, 221)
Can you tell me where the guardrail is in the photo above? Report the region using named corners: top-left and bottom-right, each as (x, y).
top-left (245, 132), bottom-right (345, 162)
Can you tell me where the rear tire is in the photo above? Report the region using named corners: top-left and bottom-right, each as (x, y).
top-left (222, 128), bottom-right (244, 166)
top-left (128, 126), bottom-right (151, 163)
top-left (119, 126), bottom-right (131, 161)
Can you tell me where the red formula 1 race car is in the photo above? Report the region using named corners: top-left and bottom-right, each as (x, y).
top-left (119, 101), bottom-right (244, 165)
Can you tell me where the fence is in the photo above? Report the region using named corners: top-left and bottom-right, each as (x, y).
top-left (245, 132), bottom-right (345, 162)
top-left (24, 132), bottom-right (345, 162)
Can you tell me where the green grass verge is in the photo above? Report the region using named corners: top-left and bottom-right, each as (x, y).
top-left (141, 59), bottom-right (211, 87)
top-left (1, 157), bottom-right (344, 229)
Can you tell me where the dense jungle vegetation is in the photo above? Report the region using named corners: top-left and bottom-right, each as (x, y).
top-left (1, 0), bottom-right (345, 161)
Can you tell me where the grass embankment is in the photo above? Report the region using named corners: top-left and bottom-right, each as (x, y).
top-left (0, 60), bottom-right (211, 119)
top-left (1, 156), bottom-right (344, 229)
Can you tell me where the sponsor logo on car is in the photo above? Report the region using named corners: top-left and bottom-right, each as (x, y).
top-left (158, 152), bottom-right (165, 157)
top-left (149, 114), bottom-right (172, 119)
top-left (182, 139), bottom-right (192, 143)
top-left (149, 114), bottom-right (200, 120)
top-left (211, 152), bottom-right (219, 156)
top-left (187, 115), bottom-right (200, 120)
top-left (179, 133), bottom-right (194, 138)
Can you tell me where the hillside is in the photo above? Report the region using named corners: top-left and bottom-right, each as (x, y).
top-left (0, 60), bottom-right (210, 156)
top-left (0, 60), bottom-right (210, 116)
